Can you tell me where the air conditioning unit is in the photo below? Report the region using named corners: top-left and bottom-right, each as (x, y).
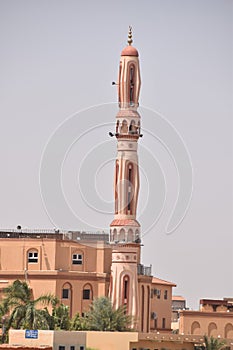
top-left (151, 312), bottom-right (157, 320)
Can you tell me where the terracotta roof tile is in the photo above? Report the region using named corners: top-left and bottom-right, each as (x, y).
top-left (152, 276), bottom-right (176, 287)
top-left (110, 219), bottom-right (140, 227)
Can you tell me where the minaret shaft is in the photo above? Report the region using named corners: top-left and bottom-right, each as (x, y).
top-left (109, 28), bottom-right (142, 329)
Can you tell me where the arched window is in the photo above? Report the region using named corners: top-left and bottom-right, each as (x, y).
top-left (129, 65), bottom-right (135, 105)
top-left (208, 322), bottom-right (217, 336)
top-left (122, 275), bottom-right (130, 311)
top-left (82, 283), bottom-right (93, 300)
top-left (191, 321), bottom-right (201, 334)
top-left (119, 228), bottom-right (125, 241)
top-left (121, 120), bottom-right (128, 134)
top-left (224, 323), bottom-right (233, 338)
top-left (129, 120), bottom-right (136, 134)
top-left (127, 229), bottom-right (133, 242)
top-left (27, 249), bottom-right (38, 263)
top-left (127, 163), bottom-right (133, 214)
top-left (62, 282), bottom-right (72, 300)
top-left (113, 228), bottom-right (117, 242)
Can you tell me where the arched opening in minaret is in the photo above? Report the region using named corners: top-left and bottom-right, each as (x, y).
top-left (127, 229), bottom-right (133, 242)
top-left (129, 64), bottom-right (135, 106)
top-left (112, 228), bottom-right (117, 242)
top-left (127, 163), bottom-right (133, 215)
top-left (121, 120), bottom-right (128, 134)
top-left (129, 120), bottom-right (137, 134)
top-left (122, 275), bottom-right (130, 312)
top-left (119, 228), bottom-right (125, 242)
top-left (115, 161), bottom-right (119, 214)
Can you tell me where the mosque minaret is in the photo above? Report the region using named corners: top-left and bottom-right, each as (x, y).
top-left (109, 27), bottom-right (143, 328)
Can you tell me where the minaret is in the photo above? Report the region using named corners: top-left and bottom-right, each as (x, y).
top-left (110, 26), bottom-right (142, 244)
top-left (109, 27), bottom-right (142, 328)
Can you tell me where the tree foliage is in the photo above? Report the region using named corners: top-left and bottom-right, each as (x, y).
top-left (203, 336), bottom-right (226, 350)
top-left (2, 280), bottom-right (56, 330)
top-left (52, 303), bottom-right (70, 330)
top-left (86, 296), bottom-right (132, 331)
top-left (0, 281), bottom-right (132, 339)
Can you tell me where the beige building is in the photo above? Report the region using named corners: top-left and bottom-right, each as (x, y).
top-left (179, 299), bottom-right (233, 339)
top-left (0, 230), bottom-right (175, 333)
top-left (9, 329), bottom-right (233, 350)
top-left (8, 330), bottom-right (216, 350)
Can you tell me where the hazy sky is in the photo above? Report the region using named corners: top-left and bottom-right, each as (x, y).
top-left (0, 0), bottom-right (232, 309)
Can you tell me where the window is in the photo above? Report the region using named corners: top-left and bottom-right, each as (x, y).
top-left (162, 317), bottom-right (166, 329)
top-left (83, 289), bottom-right (90, 300)
top-left (124, 278), bottom-right (128, 299)
top-left (59, 346), bottom-right (65, 350)
top-left (164, 290), bottom-right (168, 300)
top-left (70, 347), bottom-right (75, 350)
top-left (157, 290), bottom-right (161, 299)
top-left (72, 253), bottom-right (83, 265)
top-left (129, 66), bottom-right (135, 105)
top-left (80, 346), bottom-right (84, 350)
top-left (127, 164), bottom-right (133, 213)
top-left (28, 251), bottom-right (38, 263)
top-left (62, 289), bottom-right (69, 299)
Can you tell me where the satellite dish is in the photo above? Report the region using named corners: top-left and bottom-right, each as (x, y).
top-left (17, 225), bottom-right (21, 230)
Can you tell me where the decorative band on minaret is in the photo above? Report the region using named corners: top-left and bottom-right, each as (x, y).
top-left (110, 27), bottom-right (142, 244)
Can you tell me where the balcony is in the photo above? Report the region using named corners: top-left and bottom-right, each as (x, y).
top-left (137, 264), bottom-right (152, 276)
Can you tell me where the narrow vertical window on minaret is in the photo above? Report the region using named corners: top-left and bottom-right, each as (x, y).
top-left (129, 65), bottom-right (135, 105)
top-left (127, 164), bottom-right (133, 214)
top-left (123, 275), bottom-right (130, 309)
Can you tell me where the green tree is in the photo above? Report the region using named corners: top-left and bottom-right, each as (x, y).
top-left (86, 297), bottom-right (132, 331)
top-left (2, 280), bottom-right (56, 330)
top-left (70, 312), bottom-right (89, 331)
top-left (52, 303), bottom-right (70, 330)
top-left (203, 336), bottom-right (226, 350)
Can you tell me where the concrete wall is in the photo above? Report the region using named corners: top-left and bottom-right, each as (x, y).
top-left (9, 330), bottom-right (138, 350)
top-left (86, 331), bottom-right (138, 350)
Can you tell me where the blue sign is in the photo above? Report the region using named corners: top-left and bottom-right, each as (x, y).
top-left (25, 330), bottom-right (38, 339)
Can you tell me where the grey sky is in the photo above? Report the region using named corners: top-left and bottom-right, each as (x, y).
top-left (0, 0), bottom-right (232, 309)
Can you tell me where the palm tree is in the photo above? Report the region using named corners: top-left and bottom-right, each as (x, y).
top-left (203, 336), bottom-right (226, 350)
top-left (2, 280), bottom-right (56, 330)
top-left (86, 296), bottom-right (132, 331)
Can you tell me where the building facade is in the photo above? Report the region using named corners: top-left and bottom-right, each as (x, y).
top-left (179, 299), bottom-right (233, 339)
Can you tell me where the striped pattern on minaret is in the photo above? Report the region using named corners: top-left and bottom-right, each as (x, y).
top-left (109, 29), bottom-right (142, 328)
top-left (110, 28), bottom-right (141, 244)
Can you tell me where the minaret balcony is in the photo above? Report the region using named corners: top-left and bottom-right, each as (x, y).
top-left (137, 263), bottom-right (152, 276)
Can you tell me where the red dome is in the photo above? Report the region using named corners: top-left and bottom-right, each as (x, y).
top-left (121, 45), bottom-right (138, 57)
